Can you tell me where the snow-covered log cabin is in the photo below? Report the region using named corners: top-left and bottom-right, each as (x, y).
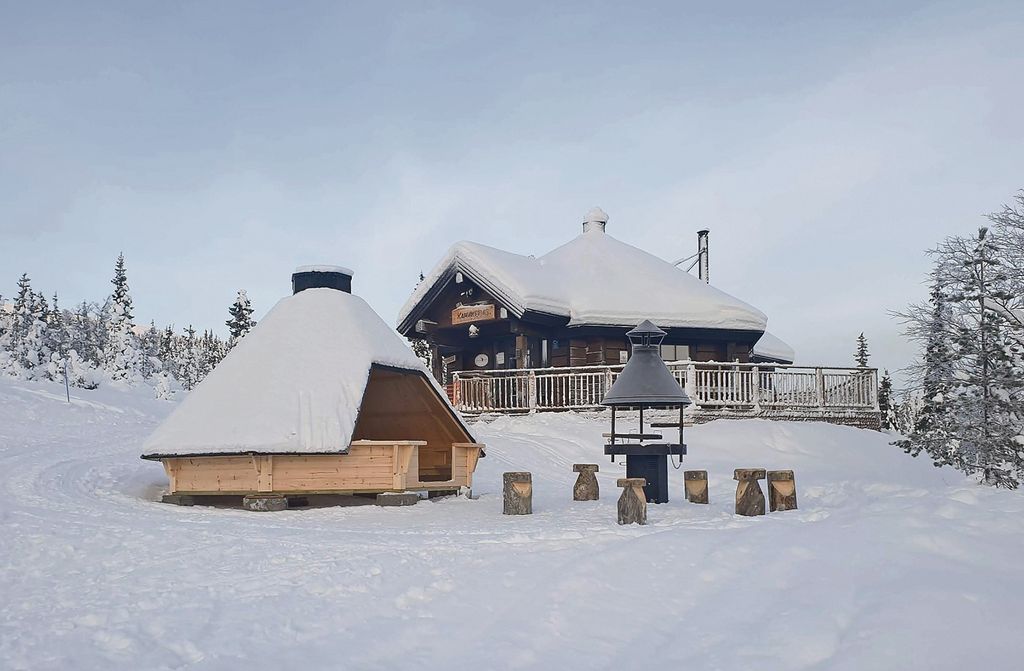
top-left (399, 207), bottom-right (794, 377)
top-left (142, 267), bottom-right (484, 498)
top-left (399, 209), bottom-right (879, 427)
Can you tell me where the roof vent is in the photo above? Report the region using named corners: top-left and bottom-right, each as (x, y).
top-left (582, 207), bottom-right (608, 233)
top-left (292, 265), bottom-right (354, 294)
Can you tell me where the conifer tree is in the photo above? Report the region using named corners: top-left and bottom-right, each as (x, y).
top-left (225, 289), bottom-right (256, 348)
top-left (945, 228), bottom-right (1023, 487)
top-left (110, 253), bottom-right (133, 323)
top-left (103, 254), bottom-right (144, 381)
top-left (877, 370), bottom-right (898, 431)
top-left (176, 325), bottom-right (200, 390)
top-left (854, 333), bottom-right (870, 367)
top-left (896, 269), bottom-right (957, 462)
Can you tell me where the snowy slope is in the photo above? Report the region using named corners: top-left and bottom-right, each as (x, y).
top-left (1, 377), bottom-right (1023, 670)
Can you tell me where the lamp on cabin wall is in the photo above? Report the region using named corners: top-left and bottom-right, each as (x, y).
top-left (602, 320), bottom-right (692, 504)
top-left (468, 324), bottom-right (480, 338)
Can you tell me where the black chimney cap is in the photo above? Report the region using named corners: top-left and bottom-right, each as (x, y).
top-left (292, 265), bottom-right (353, 294)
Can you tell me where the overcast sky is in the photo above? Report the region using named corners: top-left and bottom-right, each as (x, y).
top-left (2, 1), bottom-right (1022, 384)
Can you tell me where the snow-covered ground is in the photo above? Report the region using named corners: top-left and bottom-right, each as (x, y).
top-left (1, 377), bottom-right (1023, 670)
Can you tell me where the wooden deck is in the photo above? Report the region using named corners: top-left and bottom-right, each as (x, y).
top-left (451, 362), bottom-right (881, 429)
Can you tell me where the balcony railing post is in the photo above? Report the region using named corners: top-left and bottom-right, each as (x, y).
top-left (685, 363), bottom-right (697, 404)
top-left (528, 370), bottom-right (537, 412)
top-left (871, 368), bottom-right (880, 411)
top-left (452, 371), bottom-right (462, 410)
top-left (751, 366), bottom-right (761, 412)
top-left (816, 368), bottom-right (826, 409)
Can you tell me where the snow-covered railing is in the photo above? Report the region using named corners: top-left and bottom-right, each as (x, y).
top-left (452, 362), bottom-right (879, 415)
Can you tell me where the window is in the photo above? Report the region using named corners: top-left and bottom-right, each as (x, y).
top-left (660, 344), bottom-right (690, 362)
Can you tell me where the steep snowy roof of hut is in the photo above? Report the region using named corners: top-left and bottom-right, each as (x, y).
top-left (399, 209), bottom-right (768, 333)
top-left (143, 288), bottom-right (472, 456)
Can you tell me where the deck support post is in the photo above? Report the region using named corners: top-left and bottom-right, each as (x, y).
top-left (734, 468), bottom-right (767, 516)
top-left (617, 477), bottom-right (647, 525)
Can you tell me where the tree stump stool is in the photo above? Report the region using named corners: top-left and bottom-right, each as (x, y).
top-left (616, 478), bottom-right (647, 525)
top-left (572, 464), bottom-right (600, 501)
top-left (733, 469), bottom-right (766, 517)
top-left (767, 470), bottom-right (798, 512)
top-left (503, 472), bottom-right (533, 515)
top-left (683, 470), bottom-right (708, 504)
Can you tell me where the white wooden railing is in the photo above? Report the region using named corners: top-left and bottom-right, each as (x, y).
top-left (452, 362), bottom-right (879, 416)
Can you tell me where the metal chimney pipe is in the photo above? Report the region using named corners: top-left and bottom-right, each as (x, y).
top-left (292, 265), bottom-right (354, 294)
top-left (697, 230), bottom-right (710, 284)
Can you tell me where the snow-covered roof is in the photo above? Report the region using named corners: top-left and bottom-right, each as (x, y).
top-left (751, 331), bottom-right (796, 364)
top-left (399, 211), bottom-right (768, 332)
top-left (143, 288), bottom-right (471, 457)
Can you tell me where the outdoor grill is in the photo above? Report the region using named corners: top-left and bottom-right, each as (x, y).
top-left (602, 320), bottom-right (691, 503)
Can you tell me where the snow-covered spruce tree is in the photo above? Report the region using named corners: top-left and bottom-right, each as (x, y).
top-left (944, 228), bottom-right (1024, 487)
top-left (895, 267), bottom-right (958, 463)
top-left (139, 321), bottom-right (163, 379)
top-left (854, 333), bottom-right (870, 367)
top-left (196, 329), bottom-right (225, 383)
top-left (43, 292), bottom-right (71, 382)
top-left (103, 253), bottom-right (145, 382)
top-left (0, 292), bottom-right (10, 374)
top-left (225, 289), bottom-right (255, 349)
top-left (7, 274), bottom-right (51, 378)
top-left (175, 325), bottom-right (200, 391)
top-left (878, 370), bottom-right (899, 431)
top-left (159, 324), bottom-right (178, 380)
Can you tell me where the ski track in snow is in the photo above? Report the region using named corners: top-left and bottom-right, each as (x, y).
top-left (1, 378), bottom-right (1023, 670)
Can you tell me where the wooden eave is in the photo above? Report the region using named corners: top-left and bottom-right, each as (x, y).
top-left (398, 263), bottom-right (568, 336)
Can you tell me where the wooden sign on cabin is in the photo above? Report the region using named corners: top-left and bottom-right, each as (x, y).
top-left (452, 303), bottom-right (496, 325)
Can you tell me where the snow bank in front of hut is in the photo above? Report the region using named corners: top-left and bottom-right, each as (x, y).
top-left (1, 376), bottom-right (1023, 670)
top-left (142, 288), bottom-right (445, 456)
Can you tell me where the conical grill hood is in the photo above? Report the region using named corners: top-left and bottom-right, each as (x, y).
top-left (602, 346), bottom-right (692, 407)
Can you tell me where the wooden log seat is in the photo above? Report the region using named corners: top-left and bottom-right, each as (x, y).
top-left (683, 470), bottom-right (709, 504)
top-left (767, 470), bottom-right (798, 512)
top-left (572, 464), bottom-right (599, 501)
top-left (616, 477), bottom-right (647, 525)
top-left (503, 472), bottom-right (533, 515)
top-left (734, 468), bottom-right (767, 517)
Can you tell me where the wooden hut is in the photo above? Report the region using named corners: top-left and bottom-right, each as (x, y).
top-left (141, 266), bottom-right (484, 499)
top-left (397, 207), bottom-right (794, 384)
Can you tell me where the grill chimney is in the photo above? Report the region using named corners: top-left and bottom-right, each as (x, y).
top-left (697, 230), bottom-right (709, 284)
top-left (582, 207), bottom-right (609, 233)
top-left (292, 265), bottom-right (354, 294)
